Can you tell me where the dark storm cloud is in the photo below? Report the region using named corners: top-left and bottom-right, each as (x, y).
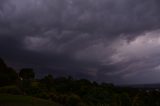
top-left (1, 0), bottom-right (160, 37)
top-left (0, 0), bottom-right (160, 84)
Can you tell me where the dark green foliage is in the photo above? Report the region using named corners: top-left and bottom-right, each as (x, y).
top-left (0, 58), bottom-right (7, 70)
top-left (0, 58), bottom-right (18, 87)
top-left (2, 57), bottom-right (160, 106)
top-left (19, 68), bottom-right (35, 94)
top-left (6, 67), bottom-right (18, 81)
top-left (66, 94), bottom-right (81, 106)
top-left (39, 74), bottom-right (54, 91)
top-left (111, 93), bottom-right (131, 106)
top-left (19, 68), bottom-right (35, 80)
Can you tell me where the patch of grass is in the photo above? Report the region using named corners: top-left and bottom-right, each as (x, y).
top-left (0, 94), bottom-right (61, 106)
top-left (0, 85), bottom-right (22, 95)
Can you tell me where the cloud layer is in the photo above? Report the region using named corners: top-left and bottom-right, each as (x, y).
top-left (0, 0), bottom-right (160, 84)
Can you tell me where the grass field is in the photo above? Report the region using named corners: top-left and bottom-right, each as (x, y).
top-left (0, 94), bottom-right (61, 106)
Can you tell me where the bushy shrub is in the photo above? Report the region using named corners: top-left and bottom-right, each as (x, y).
top-left (66, 94), bottom-right (82, 106)
top-left (35, 92), bottom-right (50, 99)
top-left (25, 86), bottom-right (43, 96)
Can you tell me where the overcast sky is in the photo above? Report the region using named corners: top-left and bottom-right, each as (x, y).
top-left (0, 0), bottom-right (160, 84)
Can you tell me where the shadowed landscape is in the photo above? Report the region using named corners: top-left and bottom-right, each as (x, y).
top-left (1, 58), bottom-right (160, 106)
top-left (1, 0), bottom-right (160, 106)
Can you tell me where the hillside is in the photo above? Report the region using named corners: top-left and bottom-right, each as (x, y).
top-left (0, 94), bottom-right (61, 106)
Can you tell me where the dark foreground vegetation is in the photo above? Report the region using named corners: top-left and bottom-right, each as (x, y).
top-left (1, 58), bottom-right (160, 106)
top-left (0, 94), bottom-right (61, 106)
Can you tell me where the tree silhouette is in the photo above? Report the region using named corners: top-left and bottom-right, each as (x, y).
top-left (40, 74), bottom-right (54, 91)
top-left (19, 68), bottom-right (35, 80)
top-left (0, 58), bottom-right (18, 86)
top-left (19, 68), bottom-right (35, 93)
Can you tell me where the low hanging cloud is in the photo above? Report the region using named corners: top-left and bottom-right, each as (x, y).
top-left (109, 30), bottom-right (160, 84)
top-left (0, 0), bottom-right (160, 84)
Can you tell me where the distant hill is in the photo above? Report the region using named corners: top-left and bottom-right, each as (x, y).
top-left (120, 83), bottom-right (160, 89)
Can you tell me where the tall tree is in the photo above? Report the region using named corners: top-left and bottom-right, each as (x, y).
top-left (0, 58), bottom-right (18, 86)
top-left (0, 58), bottom-right (7, 72)
top-left (19, 68), bottom-right (35, 93)
top-left (19, 68), bottom-right (35, 80)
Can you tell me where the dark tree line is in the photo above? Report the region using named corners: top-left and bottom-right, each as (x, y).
top-left (1, 57), bottom-right (160, 106)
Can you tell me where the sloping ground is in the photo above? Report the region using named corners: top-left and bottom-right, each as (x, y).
top-left (0, 94), bottom-right (61, 106)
